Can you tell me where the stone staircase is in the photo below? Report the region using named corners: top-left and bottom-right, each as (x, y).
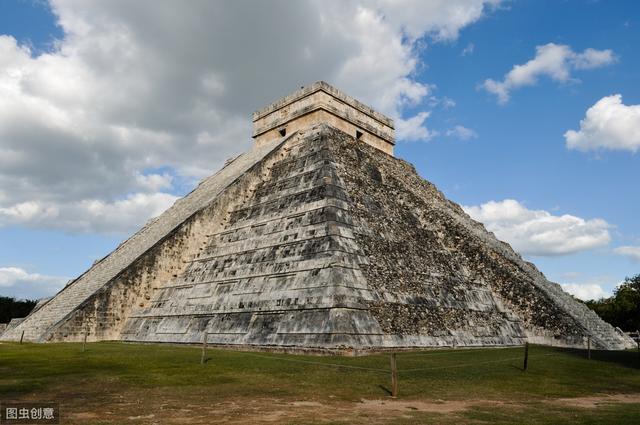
top-left (121, 126), bottom-right (383, 348)
top-left (0, 137), bottom-right (288, 342)
top-left (530, 273), bottom-right (634, 349)
top-left (455, 204), bottom-right (634, 350)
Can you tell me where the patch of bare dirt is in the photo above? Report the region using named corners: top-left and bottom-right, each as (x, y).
top-left (553, 393), bottom-right (640, 409)
top-left (67, 412), bottom-right (99, 420)
top-left (12, 383), bottom-right (640, 424)
top-left (145, 397), bottom-right (501, 424)
top-left (352, 398), bottom-right (478, 414)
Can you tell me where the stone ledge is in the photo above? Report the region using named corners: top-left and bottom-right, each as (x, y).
top-left (252, 81), bottom-right (394, 128)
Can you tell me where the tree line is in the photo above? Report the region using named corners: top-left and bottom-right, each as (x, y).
top-left (585, 274), bottom-right (640, 332)
top-left (0, 296), bottom-right (37, 324)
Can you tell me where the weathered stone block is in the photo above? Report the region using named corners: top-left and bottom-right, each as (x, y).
top-left (3, 83), bottom-right (634, 353)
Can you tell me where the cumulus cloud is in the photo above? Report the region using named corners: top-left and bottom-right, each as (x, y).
top-left (0, 0), bottom-right (501, 234)
top-left (565, 95), bottom-right (640, 152)
top-left (560, 283), bottom-right (609, 301)
top-left (0, 267), bottom-right (68, 300)
top-left (481, 43), bottom-right (616, 103)
top-left (365, 0), bottom-right (502, 42)
top-left (0, 193), bottom-right (178, 234)
top-left (614, 246), bottom-right (640, 262)
top-left (446, 125), bottom-right (477, 140)
top-left (558, 273), bottom-right (619, 301)
top-left (463, 199), bottom-right (611, 256)
top-left (396, 112), bottom-right (438, 141)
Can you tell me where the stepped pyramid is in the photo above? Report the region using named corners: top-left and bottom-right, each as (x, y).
top-left (2, 82), bottom-right (633, 352)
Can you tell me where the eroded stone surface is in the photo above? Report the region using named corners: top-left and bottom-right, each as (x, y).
top-left (0, 136), bottom-right (289, 343)
top-left (327, 128), bottom-right (630, 349)
top-left (2, 124), bottom-right (633, 351)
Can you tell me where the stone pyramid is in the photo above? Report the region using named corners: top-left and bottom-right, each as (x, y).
top-left (2, 82), bottom-right (633, 352)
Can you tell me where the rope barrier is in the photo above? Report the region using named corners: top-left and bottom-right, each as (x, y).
top-left (230, 346), bottom-right (576, 375)
top-left (239, 351), bottom-right (389, 373)
top-left (399, 356), bottom-right (524, 373)
top-left (398, 352), bottom-right (560, 373)
top-left (199, 344), bottom-right (622, 400)
top-left (398, 346), bottom-right (522, 359)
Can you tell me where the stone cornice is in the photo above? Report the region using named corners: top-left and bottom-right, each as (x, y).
top-left (252, 81), bottom-right (394, 129)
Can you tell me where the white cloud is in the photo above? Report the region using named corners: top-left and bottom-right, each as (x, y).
top-left (441, 97), bottom-right (456, 109)
top-left (0, 193), bottom-right (178, 234)
top-left (366, 0), bottom-right (502, 41)
top-left (0, 0), bottom-right (502, 234)
top-left (446, 125), bottom-right (477, 140)
top-left (461, 42), bottom-right (475, 56)
top-left (463, 199), bottom-right (611, 256)
top-left (572, 48), bottom-right (617, 70)
top-left (134, 173), bottom-right (173, 193)
top-left (560, 283), bottom-right (609, 301)
top-left (565, 95), bottom-right (640, 152)
top-left (396, 111), bottom-right (437, 141)
top-left (0, 267), bottom-right (68, 300)
top-left (481, 43), bottom-right (616, 103)
top-left (614, 246), bottom-right (640, 262)
top-left (558, 273), bottom-right (620, 301)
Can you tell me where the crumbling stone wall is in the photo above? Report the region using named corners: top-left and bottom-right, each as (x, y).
top-left (119, 126), bottom-right (383, 348)
top-left (33, 141), bottom-right (282, 340)
top-left (19, 124), bottom-right (633, 351)
top-left (44, 140), bottom-right (290, 342)
top-left (48, 214), bottom-right (216, 341)
top-left (330, 128), bottom-right (587, 344)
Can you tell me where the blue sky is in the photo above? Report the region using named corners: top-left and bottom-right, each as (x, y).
top-left (0, 0), bottom-right (638, 301)
top-left (401, 0), bottom-right (640, 298)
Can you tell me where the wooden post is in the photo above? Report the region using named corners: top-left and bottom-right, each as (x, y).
top-left (201, 332), bottom-right (208, 365)
top-left (19, 330), bottom-right (25, 345)
top-left (82, 329), bottom-right (87, 353)
top-left (587, 337), bottom-right (591, 360)
top-left (523, 342), bottom-right (529, 371)
top-left (390, 353), bottom-right (398, 398)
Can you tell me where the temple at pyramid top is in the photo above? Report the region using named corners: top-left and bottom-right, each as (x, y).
top-left (252, 81), bottom-right (395, 155)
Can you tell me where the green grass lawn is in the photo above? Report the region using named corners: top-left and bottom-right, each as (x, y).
top-left (1, 342), bottom-right (639, 424)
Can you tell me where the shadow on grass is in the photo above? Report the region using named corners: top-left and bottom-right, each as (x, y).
top-left (378, 385), bottom-right (392, 396)
top-left (554, 347), bottom-right (640, 370)
top-left (507, 364), bottom-right (525, 372)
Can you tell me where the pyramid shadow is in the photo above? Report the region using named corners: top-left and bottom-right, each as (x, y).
top-left (553, 347), bottom-right (640, 370)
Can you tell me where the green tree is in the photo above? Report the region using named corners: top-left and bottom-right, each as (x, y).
top-left (0, 296), bottom-right (37, 324)
top-left (586, 274), bottom-right (640, 332)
